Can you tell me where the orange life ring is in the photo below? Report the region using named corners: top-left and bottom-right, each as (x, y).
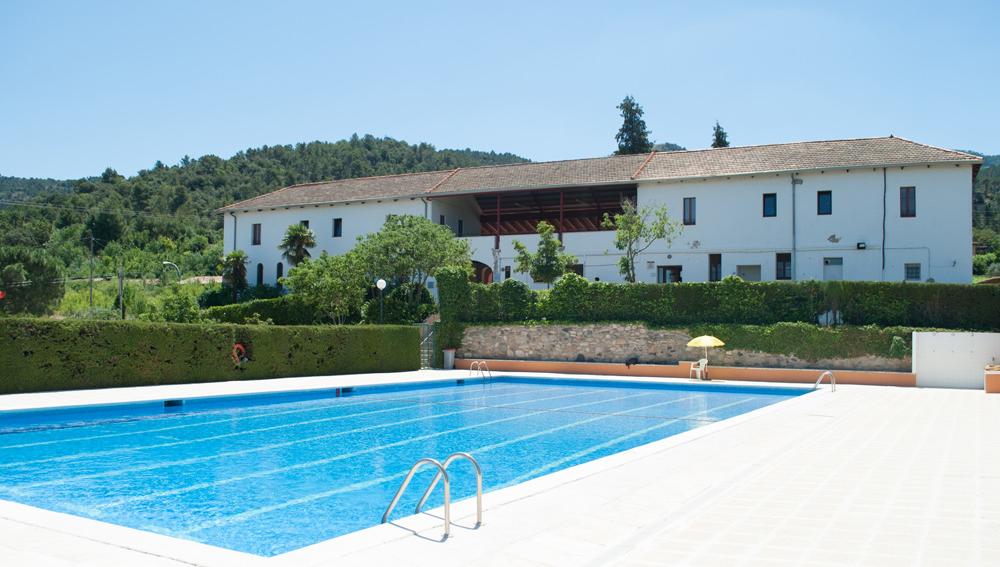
top-left (232, 342), bottom-right (247, 365)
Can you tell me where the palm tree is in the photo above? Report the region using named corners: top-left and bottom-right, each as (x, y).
top-left (279, 224), bottom-right (316, 267)
top-left (222, 250), bottom-right (249, 303)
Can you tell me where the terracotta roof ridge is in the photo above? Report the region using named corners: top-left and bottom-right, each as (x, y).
top-left (882, 135), bottom-right (983, 161)
top-left (631, 150), bottom-right (658, 179)
top-left (426, 168), bottom-right (461, 193)
top-left (442, 153), bottom-right (642, 172)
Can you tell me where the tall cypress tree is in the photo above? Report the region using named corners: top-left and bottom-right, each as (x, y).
top-left (614, 96), bottom-right (653, 155)
top-left (711, 121), bottom-right (730, 148)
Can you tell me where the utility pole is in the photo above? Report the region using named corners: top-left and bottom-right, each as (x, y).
top-left (118, 266), bottom-right (125, 320)
top-left (88, 231), bottom-right (95, 309)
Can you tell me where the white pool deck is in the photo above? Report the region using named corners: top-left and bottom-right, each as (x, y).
top-left (1, 370), bottom-right (998, 566)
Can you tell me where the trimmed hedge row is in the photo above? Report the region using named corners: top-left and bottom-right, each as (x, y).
top-left (687, 322), bottom-right (913, 361)
top-left (203, 296), bottom-right (319, 325)
top-left (440, 273), bottom-right (1000, 330)
top-left (0, 318), bottom-right (419, 394)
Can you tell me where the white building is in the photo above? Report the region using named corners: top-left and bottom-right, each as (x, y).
top-left (219, 136), bottom-right (982, 287)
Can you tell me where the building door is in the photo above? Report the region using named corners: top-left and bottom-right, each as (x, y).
top-left (823, 257), bottom-right (843, 281)
top-left (736, 265), bottom-right (761, 281)
top-left (657, 265), bottom-right (682, 283)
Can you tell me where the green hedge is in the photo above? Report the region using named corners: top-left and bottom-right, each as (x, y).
top-left (688, 322), bottom-right (914, 361)
top-left (203, 296), bottom-right (319, 325)
top-left (0, 318), bottom-right (420, 394)
top-left (440, 274), bottom-right (1000, 330)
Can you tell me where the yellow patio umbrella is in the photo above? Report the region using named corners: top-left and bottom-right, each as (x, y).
top-left (687, 335), bottom-right (725, 360)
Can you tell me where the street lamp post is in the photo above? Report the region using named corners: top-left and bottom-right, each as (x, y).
top-left (162, 261), bottom-right (181, 283)
top-left (376, 278), bottom-right (387, 324)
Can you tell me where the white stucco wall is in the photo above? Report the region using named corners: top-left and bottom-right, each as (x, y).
top-left (912, 332), bottom-right (1000, 389)
top-left (223, 163), bottom-right (973, 287)
top-left (223, 198), bottom-right (425, 285)
top-left (635, 164), bottom-right (973, 283)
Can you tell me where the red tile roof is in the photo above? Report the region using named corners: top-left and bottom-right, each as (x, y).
top-left (219, 136), bottom-right (981, 211)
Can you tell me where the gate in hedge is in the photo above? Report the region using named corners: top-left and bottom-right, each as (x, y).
top-left (417, 323), bottom-right (437, 368)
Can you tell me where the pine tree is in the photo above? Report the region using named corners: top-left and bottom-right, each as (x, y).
top-left (711, 121), bottom-right (730, 148)
top-left (614, 96), bottom-right (653, 155)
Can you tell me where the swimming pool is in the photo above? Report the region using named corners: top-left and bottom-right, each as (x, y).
top-left (0, 376), bottom-right (808, 556)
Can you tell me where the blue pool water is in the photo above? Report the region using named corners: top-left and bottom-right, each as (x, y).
top-left (0, 377), bottom-right (807, 556)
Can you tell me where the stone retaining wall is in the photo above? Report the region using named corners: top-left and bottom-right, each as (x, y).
top-left (456, 323), bottom-right (910, 372)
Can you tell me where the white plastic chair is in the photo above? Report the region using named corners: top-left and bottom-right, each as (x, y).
top-left (689, 358), bottom-right (709, 380)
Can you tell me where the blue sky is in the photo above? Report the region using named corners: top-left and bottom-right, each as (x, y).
top-left (2, 0), bottom-right (997, 179)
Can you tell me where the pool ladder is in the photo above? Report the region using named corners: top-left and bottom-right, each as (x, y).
top-left (381, 452), bottom-right (483, 540)
top-left (814, 370), bottom-right (836, 392)
top-left (469, 360), bottom-right (493, 383)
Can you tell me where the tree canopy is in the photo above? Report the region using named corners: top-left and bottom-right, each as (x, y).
top-left (602, 200), bottom-right (683, 282)
top-left (279, 223), bottom-right (316, 267)
top-left (0, 135), bottom-right (527, 282)
top-left (711, 121), bottom-right (730, 148)
top-left (512, 221), bottom-right (578, 286)
top-left (283, 252), bottom-right (367, 324)
top-left (614, 96), bottom-right (653, 155)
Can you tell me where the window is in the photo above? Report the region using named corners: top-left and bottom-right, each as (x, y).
top-left (255, 263), bottom-right (263, 286)
top-left (817, 191), bottom-right (832, 215)
top-left (905, 263), bottom-right (921, 281)
top-left (736, 265), bottom-right (762, 281)
top-left (276, 262), bottom-right (284, 287)
top-left (683, 197), bottom-right (696, 225)
top-left (333, 218), bottom-right (342, 238)
top-left (251, 223), bottom-right (261, 246)
top-left (763, 193), bottom-right (777, 217)
top-left (900, 186), bottom-right (916, 217)
top-left (776, 253), bottom-right (792, 280)
top-left (439, 214), bottom-right (445, 225)
top-left (457, 219), bottom-right (464, 236)
top-left (657, 265), bottom-right (683, 283)
top-left (300, 220), bottom-right (309, 229)
top-left (504, 266), bottom-right (511, 280)
top-left (567, 264), bottom-right (584, 276)
top-left (709, 253), bottom-right (722, 282)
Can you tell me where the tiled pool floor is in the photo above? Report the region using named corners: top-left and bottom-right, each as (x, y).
top-left (1, 372), bottom-right (998, 566)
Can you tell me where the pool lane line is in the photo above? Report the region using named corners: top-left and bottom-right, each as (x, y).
top-left (177, 392), bottom-right (704, 534)
top-left (503, 397), bottom-right (760, 485)
top-left (184, 395), bottom-right (757, 536)
top-left (0, 385), bottom-right (570, 469)
top-left (100, 390), bottom-right (663, 516)
top-left (0, 383), bottom-right (535, 450)
top-left (8, 387), bottom-right (598, 492)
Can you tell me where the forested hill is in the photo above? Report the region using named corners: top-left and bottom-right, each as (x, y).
top-left (967, 151), bottom-right (999, 234)
top-left (0, 135), bottom-right (528, 278)
top-left (0, 175), bottom-right (75, 201)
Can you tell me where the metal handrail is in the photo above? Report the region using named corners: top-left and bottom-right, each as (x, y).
top-left (382, 458), bottom-right (451, 538)
top-left (415, 452), bottom-right (483, 527)
top-left (814, 370), bottom-right (836, 392)
top-left (468, 360), bottom-right (493, 382)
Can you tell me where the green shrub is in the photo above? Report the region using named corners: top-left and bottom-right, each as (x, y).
top-left (687, 322), bottom-right (916, 361)
top-left (198, 284), bottom-right (282, 308)
top-left (204, 296), bottom-right (319, 325)
top-left (439, 278), bottom-right (1000, 331)
top-left (436, 266), bottom-right (470, 323)
top-left (469, 283), bottom-right (501, 323)
top-left (973, 253), bottom-right (998, 275)
top-left (542, 273), bottom-right (590, 320)
top-left (363, 283), bottom-right (435, 324)
top-left (0, 318), bottom-right (419, 394)
top-left (498, 279), bottom-right (534, 321)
